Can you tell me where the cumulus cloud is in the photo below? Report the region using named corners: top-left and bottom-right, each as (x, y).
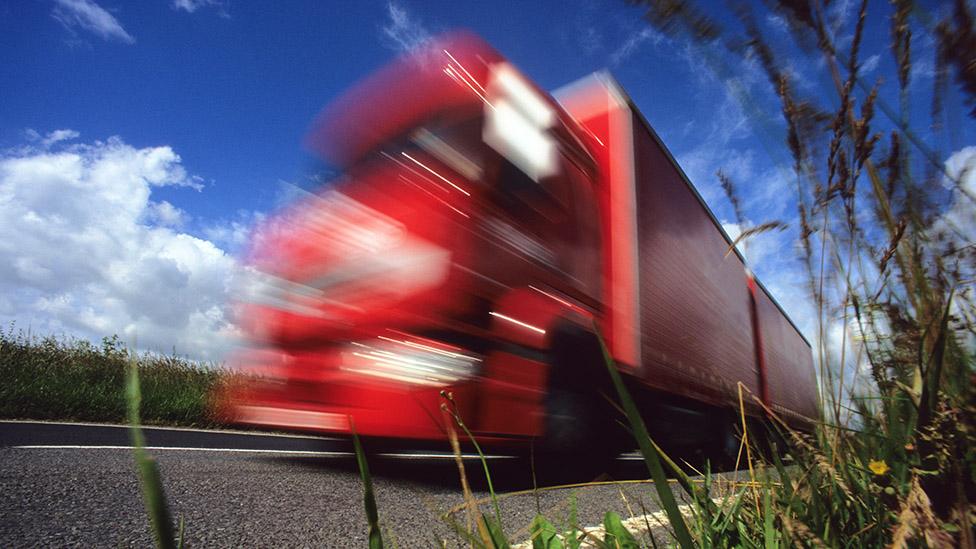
top-left (0, 133), bottom-right (239, 360)
top-left (51, 0), bottom-right (134, 44)
top-left (381, 0), bottom-right (432, 54)
top-left (937, 146), bottom-right (976, 239)
top-left (145, 200), bottom-right (189, 228)
top-left (944, 146), bottom-right (976, 193)
top-left (202, 210), bottom-right (264, 254)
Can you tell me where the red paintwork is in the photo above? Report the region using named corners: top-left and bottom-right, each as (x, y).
top-left (475, 352), bottom-right (549, 436)
top-left (747, 275), bottom-right (772, 407)
top-left (223, 32), bottom-right (819, 443)
top-left (306, 31), bottom-right (504, 169)
top-left (754, 282), bottom-right (820, 423)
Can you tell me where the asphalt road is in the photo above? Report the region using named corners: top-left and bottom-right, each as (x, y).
top-left (0, 421), bottom-right (673, 547)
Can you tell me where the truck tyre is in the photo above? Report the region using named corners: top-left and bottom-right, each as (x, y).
top-left (711, 421), bottom-right (741, 471)
top-left (530, 386), bottom-right (619, 483)
top-left (531, 328), bottom-right (624, 482)
top-left (541, 386), bottom-right (604, 454)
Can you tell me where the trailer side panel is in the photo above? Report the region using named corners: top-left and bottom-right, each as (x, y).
top-left (755, 286), bottom-right (819, 421)
top-left (632, 112), bottom-right (760, 405)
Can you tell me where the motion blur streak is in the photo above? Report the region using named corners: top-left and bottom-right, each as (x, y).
top-left (400, 151), bottom-right (470, 195)
top-left (218, 31), bottom-right (817, 463)
top-left (488, 312), bottom-right (546, 335)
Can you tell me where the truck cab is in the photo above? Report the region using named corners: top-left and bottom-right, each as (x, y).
top-left (227, 33), bottom-right (610, 449)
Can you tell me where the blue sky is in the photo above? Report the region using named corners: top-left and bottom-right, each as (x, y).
top-left (0, 0), bottom-right (803, 220)
top-left (1, 0), bottom-right (973, 362)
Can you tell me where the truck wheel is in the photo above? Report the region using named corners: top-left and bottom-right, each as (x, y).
top-left (712, 423), bottom-right (741, 471)
top-left (532, 385), bottom-right (621, 482)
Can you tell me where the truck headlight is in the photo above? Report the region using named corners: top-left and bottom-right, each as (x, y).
top-left (340, 335), bottom-right (481, 387)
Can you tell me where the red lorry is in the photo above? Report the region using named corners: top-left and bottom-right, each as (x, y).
top-left (226, 32), bottom-right (819, 464)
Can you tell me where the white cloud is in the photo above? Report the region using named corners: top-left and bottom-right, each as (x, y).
top-left (609, 28), bottom-right (664, 66)
top-left (675, 117), bottom-right (767, 218)
top-left (171, 0), bottom-right (229, 18)
top-left (765, 13), bottom-right (789, 34)
top-left (202, 210), bottom-right (264, 253)
top-left (860, 54), bottom-right (880, 74)
top-left (909, 57), bottom-right (936, 83)
top-left (944, 146), bottom-right (976, 193)
top-left (722, 222), bottom-right (744, 245)
top-left (918, 147), bottom-right (976, 352)
top-left (381, 1), bottom-right (432, 54)
top-left (172, 0), bottom-right (210, 12)
top-left (26, 128), bottom-right (81, 148)
top-left (722, 219), bottom-right (790, 275)
top-left (936, 147), bottom-right (976, 351)
top-left (146, 200), bottom-right (189, 228)
top-left (0, 132), bottom-right (240, 360)
top-left (578, 25), bottom-right (602, 55)
top-left (51, 0), bottom-right (134, 44)
top-left (826, 0), bottom-right (855, 38)
top-left (938, 146), bottom-right (976, 239)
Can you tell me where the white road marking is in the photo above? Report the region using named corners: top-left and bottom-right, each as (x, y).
top-left (13, 445), bottom-right (351, 456)
top-left (0, 420), bottom-right (334, 441)
top-left (10, 445), bottom-right (511, 460)
top-left (513, 499), bottom-right (718, 548)
top-left (376, 453), bottom-right (514, 460)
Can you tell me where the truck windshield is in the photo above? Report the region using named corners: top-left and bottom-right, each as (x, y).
top-left (407, 117), bottom-right (485, 184)
top-left (364, 113), bottom-right (487, 187)
top-left (383, 111), bottom-right (564, 206)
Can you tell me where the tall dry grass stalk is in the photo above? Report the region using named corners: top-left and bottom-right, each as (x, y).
top-left (629, 0), bottom-right (974, 546)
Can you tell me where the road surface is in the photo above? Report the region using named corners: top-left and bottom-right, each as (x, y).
top-left (0, 421), bottom-right (677, 547)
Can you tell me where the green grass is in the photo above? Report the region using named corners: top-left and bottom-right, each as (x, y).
top-left (0, 327), bottom-right (227, 427)
top-left (127, 355), bottom-right (184, 549)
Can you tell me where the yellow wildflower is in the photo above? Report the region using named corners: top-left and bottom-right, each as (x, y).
top-left (868, 460), bottom-right (890, 475)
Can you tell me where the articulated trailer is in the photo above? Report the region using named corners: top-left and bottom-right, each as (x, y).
top-left (226, 32), bottom-right (819, 468)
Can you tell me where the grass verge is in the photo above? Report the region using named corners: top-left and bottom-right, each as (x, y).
top-left (0, 327), bottom-right (227, 427)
